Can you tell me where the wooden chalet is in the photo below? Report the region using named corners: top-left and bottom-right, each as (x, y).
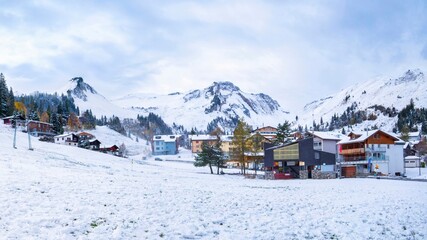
top-left (27, 120), bottom-right (55, 137)
top-left (100, 145), bottom-right (119, 154)
top-left (2, 115), bottom-right (26, 129)
top-left (338, 130), bottom-right (405, 178)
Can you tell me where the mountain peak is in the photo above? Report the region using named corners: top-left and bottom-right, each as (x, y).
top-left (392, 69), bottom-right (424, 85)
top-left (208, 81), bottom-right (240, 93)
top-left (67, 77), bottom-right (98, 102)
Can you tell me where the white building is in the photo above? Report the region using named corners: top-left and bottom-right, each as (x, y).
top-left (54, 133), bottom-right (79, 147)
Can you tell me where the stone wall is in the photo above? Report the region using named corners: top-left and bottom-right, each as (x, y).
top-left (299, 170), bottom-right (308, 179)
top-left (312, 170), bottom-right (336, 179)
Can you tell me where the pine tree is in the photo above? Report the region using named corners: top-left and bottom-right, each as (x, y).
top-left (194, 142), bottom-right (224, 174)
top-left (400, 125), bottom-right (410, 142)
top-left (275, 121), bottom-right (292, 145)
top-left (0, 73), bottom-right (9, 117)
top-left (209, 127), bottom-right (226, 174)
top-left (7, 87), bottom-right (15, 116)
top-left (50, 112), bottom-right (63, 134)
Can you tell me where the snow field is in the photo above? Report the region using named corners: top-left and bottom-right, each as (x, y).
top-left (0, 124), bottom-right (426, 239)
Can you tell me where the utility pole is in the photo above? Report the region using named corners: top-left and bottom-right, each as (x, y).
top-left (13, 114), bottom-right (17, 149)
top-left (26, 119), bottom-right (34, 151)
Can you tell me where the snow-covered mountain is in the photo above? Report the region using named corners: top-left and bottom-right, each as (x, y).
top-left (62, 78), bottom-right (289, 131)
top-left (63, 77), bottom-right (134, 118)
top-left (297, 69), bottom-right (426, 131)
top-left (112, 81), bottom-right (290, 131)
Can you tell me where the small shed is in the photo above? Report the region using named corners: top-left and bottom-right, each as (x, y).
top-left (405, 156), bottom-right (421, 168)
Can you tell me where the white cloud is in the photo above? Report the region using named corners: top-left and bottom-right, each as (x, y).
top-left (1, 0), bottom-right (426, 115)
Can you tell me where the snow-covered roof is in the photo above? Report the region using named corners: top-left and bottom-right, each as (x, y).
top-left (405, 156), bottom-right (421, 160)
top-left (153, 135), bottom-right (179, 143)
top-left (55, 133), bottom-right (77, 138)
top-left (220, 135), bottom-right (233, 142)
top-left (189, 135), bottom-right (218, 141)
top-left (27, 120), bottom-right (53, 126)
top-left (338, 130), bottom-right (401, 144)
top-left (310, 131), bottom-right (345, 141)
top-left (408, 132), bottom-right (421, 137)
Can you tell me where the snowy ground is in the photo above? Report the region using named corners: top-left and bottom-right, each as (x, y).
top-left (1, 124), bottom-right (426, 239)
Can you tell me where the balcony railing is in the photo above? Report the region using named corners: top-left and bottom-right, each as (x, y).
top-left (365, 147), bottom-right (386, 152)
top-left (337, 155), bottom-right (389, 164)
top-left (340, 148), bottom-right (365, 155)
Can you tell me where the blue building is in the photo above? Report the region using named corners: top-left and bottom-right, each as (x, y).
top-left (152, 135), bottom-right (179, 155)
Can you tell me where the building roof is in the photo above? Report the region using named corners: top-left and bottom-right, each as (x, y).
top-left (408, 132), bottom-right (421, 137)
top-left (338, 130), bottom-right (402, 145)
top-left (89, 139), bottom-right (101, 144)
top-left (55, 133), bottom-right (78, 138)
top-left (189, 134), bottom-right (218, 141)
top-left (308, 131), bottom-right (346, 141)
top-left (153, 135), bottom-right (180, 143)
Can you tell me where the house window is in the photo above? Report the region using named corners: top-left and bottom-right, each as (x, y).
top-left (156, 147), bottom-right (159, 150)
top-left (62, 137), bottom-right (64, 140)
top-left (387, 145), bottom-right (390, 149)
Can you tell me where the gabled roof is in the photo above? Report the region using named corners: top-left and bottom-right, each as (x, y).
top-left (189, 134), bottom-right (218, 141)
top-left (338, 130), bottom-right (402, 144)
top-left (2, 115), bottom-right (26, 120)
top-left (55, 133), bottom-right (78, 138)
top-left (308, 131), bottom-right (345, 141)
top-left (89, 139), bottom-right (101, 144)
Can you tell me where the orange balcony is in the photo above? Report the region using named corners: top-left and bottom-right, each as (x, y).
top-left (340, 148), bottom-right (365, 155)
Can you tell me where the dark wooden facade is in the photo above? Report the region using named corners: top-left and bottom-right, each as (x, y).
top-left (264, 138), bottom-right (336, 179)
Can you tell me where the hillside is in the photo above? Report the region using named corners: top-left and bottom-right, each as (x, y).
top-left (297, 69), bottom-right (426, 132)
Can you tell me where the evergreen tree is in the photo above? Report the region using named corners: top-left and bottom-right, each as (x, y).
top-left (7, 87), bottom-right (15, 116)
top-left (400, 125), bottom-right (410, 142)
top-left (194, 142), bottom-right (224, 174)
top-left (275, 120), bottom-right (292, 145)
top-left (0, 73), bottom-right (9, 117)
top-left (209, 127), bottom-right (226, 174)
top-left (50, 112), bottom-right (63, 134)
top-left (422, 122), bottom-right (427, 135)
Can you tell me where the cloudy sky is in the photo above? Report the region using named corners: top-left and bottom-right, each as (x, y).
top-left (1, 0), bottom-right (426, 114)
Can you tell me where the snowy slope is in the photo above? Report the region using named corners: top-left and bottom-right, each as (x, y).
top-left (1, 123), bottom-right (426, 239)
top-left (298, 69), bottom-right (426, 131)
top-left (82, 125), bottom-right (151, 157)
top-left (112, 81), bottom-right (290, 131)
